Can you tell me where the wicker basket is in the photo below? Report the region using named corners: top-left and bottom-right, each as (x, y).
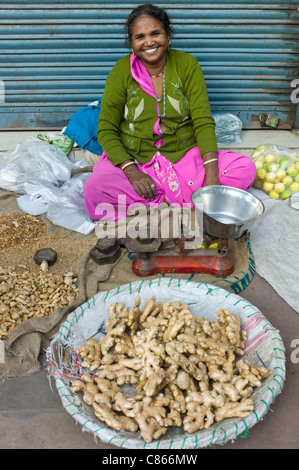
top-left (47, 277), bottom-right (286, 449)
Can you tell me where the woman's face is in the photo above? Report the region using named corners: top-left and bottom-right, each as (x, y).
top-left (131, 15), bottom-right (168, 68)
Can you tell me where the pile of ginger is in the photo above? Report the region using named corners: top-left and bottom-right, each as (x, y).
top-left (71, 296), bottom-right (271, 444)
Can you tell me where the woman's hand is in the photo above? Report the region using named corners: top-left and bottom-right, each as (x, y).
top-left (123, 164), bottom-right (157, 200)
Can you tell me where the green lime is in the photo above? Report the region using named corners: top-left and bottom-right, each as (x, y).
top-left (279, 158), bottom-right (289, 170)
top-left (280, 189), bottom-right (291, 200)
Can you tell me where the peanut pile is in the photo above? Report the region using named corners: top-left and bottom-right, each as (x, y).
top-left (0, 213), bottom-right (47, 250)
top-left (0, 265), bottom-right (79, 340)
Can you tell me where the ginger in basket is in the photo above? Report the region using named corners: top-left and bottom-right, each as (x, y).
top-left (72, 295), bottom-right (271, 444)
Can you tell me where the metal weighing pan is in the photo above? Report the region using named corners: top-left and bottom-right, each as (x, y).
top-left (191, 185), bottom-right (264, 239)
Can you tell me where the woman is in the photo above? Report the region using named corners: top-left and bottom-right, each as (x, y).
top-left (84, 4), bottom-right (256, 221)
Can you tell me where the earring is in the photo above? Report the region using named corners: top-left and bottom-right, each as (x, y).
top-left (168, 39), bottom-right (170, 51)
top-left (131, 49), bottom-right (135, 55)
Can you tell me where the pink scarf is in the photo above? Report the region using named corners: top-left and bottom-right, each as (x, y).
top-left (130, 52), bottom-right (156, 98)
top-left (130, 53), bottom-right (185, 205)
top-left (130, 53), bottom-right (162, 136)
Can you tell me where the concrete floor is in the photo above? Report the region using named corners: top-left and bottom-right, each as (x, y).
top-left (0, 128), bottom-right (299, 450)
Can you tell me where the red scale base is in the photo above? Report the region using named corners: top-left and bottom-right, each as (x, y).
top-left (132, 252), bottom-right (234, 278)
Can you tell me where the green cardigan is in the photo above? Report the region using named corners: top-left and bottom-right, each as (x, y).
top-left (97, 49), bottom-right (218, 166)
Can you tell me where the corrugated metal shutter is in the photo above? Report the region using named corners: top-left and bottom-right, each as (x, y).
top-left (1, 1), bottom-right (298, 129)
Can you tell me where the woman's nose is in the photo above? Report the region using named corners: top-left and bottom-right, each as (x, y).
top-left (144, 36), bottom-right (154, 46)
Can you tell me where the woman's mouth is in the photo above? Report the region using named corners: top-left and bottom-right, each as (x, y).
top-left (144, 47), bottom-right (158, 54)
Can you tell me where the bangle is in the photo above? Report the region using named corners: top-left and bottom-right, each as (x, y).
top-left (203, 158), bottom-right (218, 166)
top-left (121, 161), bottom-right (136, 171)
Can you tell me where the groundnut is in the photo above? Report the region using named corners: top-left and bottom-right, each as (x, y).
top-left (0, 265), bottom-right (79, 340)
top-left (11, 312), bottom-right (20, 320)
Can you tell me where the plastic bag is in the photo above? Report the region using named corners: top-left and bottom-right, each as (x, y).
top-left (16, 172), bottom-right (96, 235)
top-left (37, 132), bottom-right (74, 155)
top-left (0, 140), bottom-right (73, 193)
top-left (251, 144), bottom-right (299, 200)
top-left (46, 174), bottom-right (96, 235)
top-left (213, 113), bottom-right (243, 144)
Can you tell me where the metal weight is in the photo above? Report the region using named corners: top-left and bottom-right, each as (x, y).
top-left (89, 237), bottom-right (122, 265)
top-left (34, 248), bottom-right (57, 266)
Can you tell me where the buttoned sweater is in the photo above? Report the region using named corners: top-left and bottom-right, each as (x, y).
top-left (97, 49), bottom-right (218, 166)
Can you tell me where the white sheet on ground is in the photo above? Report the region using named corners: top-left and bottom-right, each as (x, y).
top-left (248, 188), bottom-right (299, 314)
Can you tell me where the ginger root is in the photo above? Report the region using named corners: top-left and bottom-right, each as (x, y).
top-left (75, 338), bottom-right (101, 371)
top-left (71, 296), bottom-right (271, 443)
top-left (236, 358), bottom-right (272, 387)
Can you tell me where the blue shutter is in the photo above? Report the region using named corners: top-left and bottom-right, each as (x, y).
top-left (1, 1), bottom-right (298, 129)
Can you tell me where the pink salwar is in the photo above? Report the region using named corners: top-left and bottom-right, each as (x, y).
top-left (84, 53), bottom-right (256, 221)
top-left (84, 148), bottom-right (256, 221)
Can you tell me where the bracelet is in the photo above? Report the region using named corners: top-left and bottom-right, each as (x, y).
top-left (203, 158), bottom-right (218, 166)
top-left (121, 161), bottom-right (136, 171)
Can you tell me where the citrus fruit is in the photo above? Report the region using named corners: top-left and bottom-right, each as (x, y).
top-left (269, 190), bottom-right (280, 199)
top-left (290, 182), bottom-right (299, 193)
top-left (274, 183), bottom-right (285, 194)
top-left (279, 158), bottom-right (289, 170)
top-left (265, 172), bottom-right (276, 182)
top-left (275, 169), bottom-right (286, 180)
top-left (264, 153), bottom-right (275, 163)
top-left (287, 165), bottom-right (297, 177)
top-left (268, 163), bottom-right (279, 172)
top-left (256, 145), bottom-right (266, 152)
top-left (252, 150), bottom-right (264, 159)
top-left (254, 160), bottom-right (264, 170)
top-left (257, 169), bottom-right (267, 180)
top-left (280, 189), bottom-right (291, 200)
top-left (255, 155), bottom-right (265, 164)
top-left (263, 182), bottom-right (274, 192)
top-left (282, 176), bottom-right (293, 186)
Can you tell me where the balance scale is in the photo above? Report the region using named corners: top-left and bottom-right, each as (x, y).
top-left (90, 186), bottom-right (263, 280)
top-left (124, 185), bottom-right (263, 278)
top-left (125, 227), bottom-right (237, 279)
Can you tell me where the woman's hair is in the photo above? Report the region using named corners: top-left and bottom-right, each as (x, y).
top-left (125, 4), bottom-right (174, 46)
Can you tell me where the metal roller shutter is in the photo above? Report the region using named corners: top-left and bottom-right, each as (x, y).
top-left (0, 0), bottom-right (298, 129)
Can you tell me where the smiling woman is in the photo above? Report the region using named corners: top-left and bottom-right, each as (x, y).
top-left (126, 4), bottom-right (173, 78)
top-left (131, 17), bottom-right (168, 75)
top-left (83, 4), bottom-right (256, 221)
